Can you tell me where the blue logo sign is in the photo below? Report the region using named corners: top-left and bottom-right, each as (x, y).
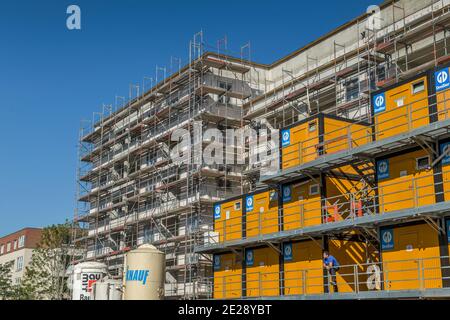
top-left (377, 159), bottom-right (390, 180)
top-left (440, 142), bottom-right (450, 165)
top-left (282, 185), bottom-right (292, 202)
top-left (283, 243), bottom-right (293, 261)
top-left (214, 204), bottom-right (221, 219)
top-left (245, 195), bottom-right (254, 212)
top-left (373, 92), bottom-right (386, 114)
top-left (435, 68), bottom-right (450, 92)
top-left (281, 129), bottom-right (291, 147)
top-left (213, 255), bottom-right (221, 270)
top-left (245, 249), bottom-right (254, 266)
top-left (126, 269), bottom-right (150, 285)
top-left (447, 220), bottom-right (450, 244)
top-left (381, 229), bottom-right (394, 250)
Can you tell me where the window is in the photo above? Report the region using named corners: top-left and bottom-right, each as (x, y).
top-left (235, 202), bottom-right (241, 210)
top-left (345, 78), bottom-right (359, 102)
top-left (308, 121), bottom-right (317, 132)
top-left (395, 97), bottom-right (405, 107)
top-left (16, 256), bottom-right (24, 271)
top-left (309, 184), bottom-right (320, 195)
top-left (18, 235), bottom-right (25, 248)
top-left (0, 245), bottom-right (3, 255)
top-left (416, 156), bottom-right (430, 170)
top-left (6, 242), bottom-right (11, 252)
top-left (412, 81), bottom-right (425, 94)
top-left (13, 240), bottom-right (17, 250)
top-left (218, 81), bottom-right (232, 104)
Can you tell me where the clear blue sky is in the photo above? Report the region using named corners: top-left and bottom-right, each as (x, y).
top-left (0, 0), bottom-right (376, 235)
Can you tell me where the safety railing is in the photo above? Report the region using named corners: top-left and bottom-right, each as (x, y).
top-left (280, 92), bottom-right (450, 171)
top-left (209, 255), bottom-right (450, 299)
top-left (212, 168), bottom-right (448, 244)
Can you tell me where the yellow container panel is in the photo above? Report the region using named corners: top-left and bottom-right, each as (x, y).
top-left (245, 247), bottom-right (280, 297)
top-left (213, 253), bottom-right (242, 299)
top-left (374, 76), bottom-right (429, 141)
top-left (439, 142), bottom-right (450, 202)
top-left (329, 239), bottom-right (379, 293)
top-left (381, 224), bottom-right (442, 291)
top-left (435, 67), bottom-right (450, 121)
top-left (214, 199), bottom-right (242, 242)
top-left (437, 89), bottom-right (450, 121)
top-left (245, 191), bottom-right (278, 238)
top-left (323, 118), bottom-right (372, 155)
top-left (377, 150), bottom-right (435, 214)
top-left (282, 120), bottom-right (319, 170)
top-left (283, 241), bottom-right (323, 295)
top-left (282, 181), bottom-right (321, 230)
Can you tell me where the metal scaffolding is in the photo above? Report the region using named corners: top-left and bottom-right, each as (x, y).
top-left (72, 32), bottom-right (257, 299)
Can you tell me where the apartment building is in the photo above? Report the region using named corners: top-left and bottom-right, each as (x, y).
top-left (0, 228), bottom-right (42, 285)
top-left (74, 0), bottom-right (450, 299)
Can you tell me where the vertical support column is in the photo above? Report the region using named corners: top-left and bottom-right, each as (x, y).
top-left (278, 184), bottom-right (284, 233)
top-left (322, 235), bottom-right (329, 293)
top-left (279, 243), bottom-right (285, 297)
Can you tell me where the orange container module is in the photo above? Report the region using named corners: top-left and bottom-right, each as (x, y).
top-left (213, 196), bottom-right (243, 243)
top-left (380, 222), bottom-right (443, 291)
top-left (281, 113), bottom-right (371, 170)
top-left (282, 240), bottom-right (323, 296)
top-left (375, 147), bottom-right (438, 214)
top-left (372, 72), bottom-right (432, 141)
top-left (244, 246), bottom-right (280, 297)
top-left (433, 64), bottom-right (450, 122)
top-left (244, 189), bottom-right (279, 238)
top-left (213, 252), bottom-right (243, 299)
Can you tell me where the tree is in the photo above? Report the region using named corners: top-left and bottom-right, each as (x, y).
top-left (0, 261), bottom-right (14, 299)
top-left (18, 222), bottom-right (75, 300)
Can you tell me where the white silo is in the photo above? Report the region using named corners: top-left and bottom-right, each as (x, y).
top-left (71, 262), bottom-right (108, 300)
top-left (91, 277), bottom-right (122, 300)
top-left (123, 244), bottom-right (165, 300)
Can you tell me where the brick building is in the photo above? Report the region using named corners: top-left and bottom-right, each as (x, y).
top-left (0, 228), bottom-right (42, 284)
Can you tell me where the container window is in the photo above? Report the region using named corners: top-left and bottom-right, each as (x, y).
top-left (234, 202), bottom-right (241, 210)
top-left (395, 97), bottom-right (405, 107)
top-left (412, 81), bottom-right (425, 94)
top-left (308, 121), bottom-right (317, 132)
top-left (269, 191), bottom-right (277, 201)
top-left (309, 184), bottom-right (320, 195)
top-left (416, 156), bottom-right (430, 170)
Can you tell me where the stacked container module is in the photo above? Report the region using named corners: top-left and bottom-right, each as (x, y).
top-left (280, 113), bottom-right (372, 170)
top-left (370, 64), bottom-right (450, 292)
top-left (209, 64), bottom-right (450, 299)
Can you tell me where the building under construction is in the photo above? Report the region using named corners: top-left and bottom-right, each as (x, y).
top-left (74, 0), bottom-right (450, 299)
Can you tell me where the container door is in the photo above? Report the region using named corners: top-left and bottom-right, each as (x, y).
top-left (386, 232), bottom-right (421, 290)
top-left (435, 67), bottom-right (450, 121)
top-left (284, 241), bottom-right (323, 295)
top-left (246, 249), bottom-right (279, 297)
top-left (382, 224), bottom-right (442, 291)
top-left (246, 192), bottom-right (278, 238)
top-left (375, 77), bottom-right (429, 140)
top-left (224, 257), bottom-right (241, 298)
top-left (283, 183), bottom-right (321, 230)
top-left (259, 251), bottom-right (279, 297)
top-left (223, 201), bottom-right (242, 242)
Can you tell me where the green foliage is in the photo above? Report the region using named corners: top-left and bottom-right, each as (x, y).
top-left (17, 222), bottom-right (74, 300)
top-left (0, 261), bottom-right (14, 299)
